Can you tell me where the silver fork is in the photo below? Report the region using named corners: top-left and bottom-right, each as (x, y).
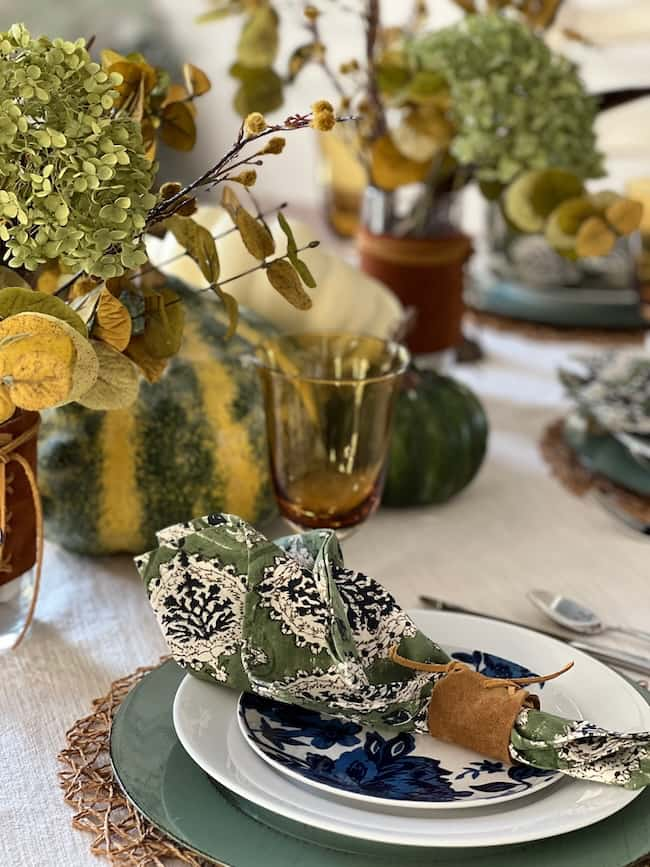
top-left (595, 489), bottom-right (650, 536)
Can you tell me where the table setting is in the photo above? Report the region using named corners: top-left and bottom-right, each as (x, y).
top-left (1, 3), bottom-right (650, 867)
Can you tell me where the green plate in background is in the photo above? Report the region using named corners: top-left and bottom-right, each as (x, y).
top-left (564, 419), bottom-right (650, 497)
top-left (110, 661), bottom-right (650, 867)
top-left (467, 279), bottom-right (646, 329)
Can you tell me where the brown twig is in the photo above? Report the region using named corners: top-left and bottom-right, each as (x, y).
top-left (364, 0), bottom-right (387, 141)
top-left (305, 12), bottom-right (348, 101)
top-left (144, 113), bottom-right (338, 228)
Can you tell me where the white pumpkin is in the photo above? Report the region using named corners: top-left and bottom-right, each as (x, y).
top-left (146, 206), bottom-right (403, 338)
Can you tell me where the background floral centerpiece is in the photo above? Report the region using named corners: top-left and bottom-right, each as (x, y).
top-left (203, 1), bottom-right (644, 353)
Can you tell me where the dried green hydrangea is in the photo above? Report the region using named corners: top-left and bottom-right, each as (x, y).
top-left (411, 14), bottom-right (604, 185)
top-left (0, 24), bottom-right (157, 279)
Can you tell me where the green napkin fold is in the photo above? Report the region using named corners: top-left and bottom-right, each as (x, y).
top-left (136, 513), bottom-right (650, 789)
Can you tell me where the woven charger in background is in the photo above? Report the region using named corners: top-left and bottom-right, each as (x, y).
top-left (465, 307), bottom-right (647, 345)
top-left (540, 419), bottom-right (650, 524)
top-left (58, 661), bottom-right (650, 867)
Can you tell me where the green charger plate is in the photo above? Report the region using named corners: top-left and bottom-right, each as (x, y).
top-left (468, 279), bottom-right (646, 329)
top-left (564, 419), bottom-right (650, 497)
top-left (110, 661), bottom-right (650, 867)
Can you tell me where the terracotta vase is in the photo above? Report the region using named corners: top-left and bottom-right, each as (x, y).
top-left (357, 227), bottom-right (473, 355)
top-left (0, 410), bottom-right (41, 650)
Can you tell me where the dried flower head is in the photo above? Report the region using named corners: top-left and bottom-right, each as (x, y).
top-left (244, 112), bottom-right (267, 136)
top-left (304, 5), bottom-right (320, 21)
top-left (411, 14), bottom-right (603, 184)
top-left (0, 24), bottom-right (157, 278)
top-left (261, 136), bottom-right (286, 155)
top-left (312, 112), bottom-right (336, 132)
top-left (231, 170), bottom-right (258, 187)
top-left (311, 100), bottom-right (334, 114)
top-left (339, 59), bottom-right (359, 74)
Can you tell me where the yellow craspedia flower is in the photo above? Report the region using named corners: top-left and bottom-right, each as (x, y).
top-left (311, 110), bottom-right (336, 132)
top-left (261, 136), bottom-right (286, 155)
top-left (244, 112), bottom-right (267, 137)
top-left (312, 100), bottom-right (334, 115)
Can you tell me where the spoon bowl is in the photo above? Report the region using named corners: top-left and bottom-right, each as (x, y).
top-left (527, 589), bottom-right (650, 643)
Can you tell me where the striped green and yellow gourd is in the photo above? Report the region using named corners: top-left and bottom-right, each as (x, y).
top-left (38, 279), bottom-right (276, 555)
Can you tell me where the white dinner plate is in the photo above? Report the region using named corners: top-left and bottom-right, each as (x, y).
top-left (173, 610), bottom-right (648, 848)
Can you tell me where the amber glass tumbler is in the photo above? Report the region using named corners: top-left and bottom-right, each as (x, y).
top-left (256, 333), bottom-right (409, 536)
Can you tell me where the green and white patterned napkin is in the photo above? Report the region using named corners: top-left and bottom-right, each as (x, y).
top-left (560, 350), bottom-right (650, 435)
top-left (137, 513), bottom-right (650, 789)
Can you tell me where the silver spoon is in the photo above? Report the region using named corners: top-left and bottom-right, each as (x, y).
top-left (528, 589), bottom-right (650, 643)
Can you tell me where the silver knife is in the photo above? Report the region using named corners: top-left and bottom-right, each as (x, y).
top-left (418, 595), bottom-right (650, 676)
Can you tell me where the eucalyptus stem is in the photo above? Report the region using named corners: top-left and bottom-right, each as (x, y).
top-left (205, 240), bottom-right (319, 293)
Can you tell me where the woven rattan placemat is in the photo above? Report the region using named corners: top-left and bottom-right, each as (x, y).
top-left (540, 419), bottom-right (650, 524)
top-left (466, 308), bottom-right (647, 345)
top-left (58, 660), bottom-right (214, 866)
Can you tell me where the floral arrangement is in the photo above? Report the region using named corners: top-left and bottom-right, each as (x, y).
top-left (201, 1), bottom-right (642, 250)
top-left (0, 23), bottom-right (339, 426)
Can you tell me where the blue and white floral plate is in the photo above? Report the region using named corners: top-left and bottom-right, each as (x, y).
top-left (237, 649), bottom-right (559, 811)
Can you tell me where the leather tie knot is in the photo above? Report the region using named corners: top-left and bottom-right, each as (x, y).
top-left (388, 646), bottom-right (574, 764)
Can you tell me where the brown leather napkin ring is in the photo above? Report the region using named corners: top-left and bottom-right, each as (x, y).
top-left (389, 649), bottom-right (573, 764)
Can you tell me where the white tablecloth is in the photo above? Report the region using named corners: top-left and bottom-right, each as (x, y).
top-left (2, 325), bottom-right (650, 867)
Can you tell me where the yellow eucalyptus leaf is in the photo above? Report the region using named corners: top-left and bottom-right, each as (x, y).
top-left (211, 286), bottom-right (239, 340)
top-left (35, 261), bottom-right (63, 295)
top-left (232, 66), bottom-right (284, 116)
top-left (0, 266), bottom-right (31, 291)
top-left (166, 216), bottom-right (220, 283)
top-left (237, 6), bottom-right (279, 68)
top-left (0, 332), bottom-right (75, 410)
top-left (370, 135), bottom-right (432, 192)
top-left (235, 209), bottom-right (275, 260)
top-left (77, 341), bottom-right (139, 410)
top-left (93, 289), bottom-right (133, 351)
top-left (0, 312), bottom-right (99, 410)
top-left (100, 49), bottom-right (126, 69)
top-left (222, 187), bottom-right (274, 260)
top-left (163, 83), bottom-right (192, 107)
top-left (142, 287), bottom-right (185, 359)
top-left (575, 216), bottom-right (616, 258)
top-left (68, 275), bottom-right (101, 301)
top-left (395, 106), bottom-right (454, 163)
top-left (265, 260), bottom-right (312, 310)
top-left (183, 63), bottom-right (211, 96)
top-left (545, 196), bottom-right (599, 257)
top-left (0, 287), bottom-right (87, 337)
top-left (0, 387), bottom-right (15, 424)
top-left (108, 60), bottom-right (156, 118)
top-left (160, 101), bottom-right (197, 151)
top-left (504, 169), bottom-right (585, 234)
top-left (125, 335), bottom-right (169, 383)
top-left (605, 198), bottom-right (643, 236)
